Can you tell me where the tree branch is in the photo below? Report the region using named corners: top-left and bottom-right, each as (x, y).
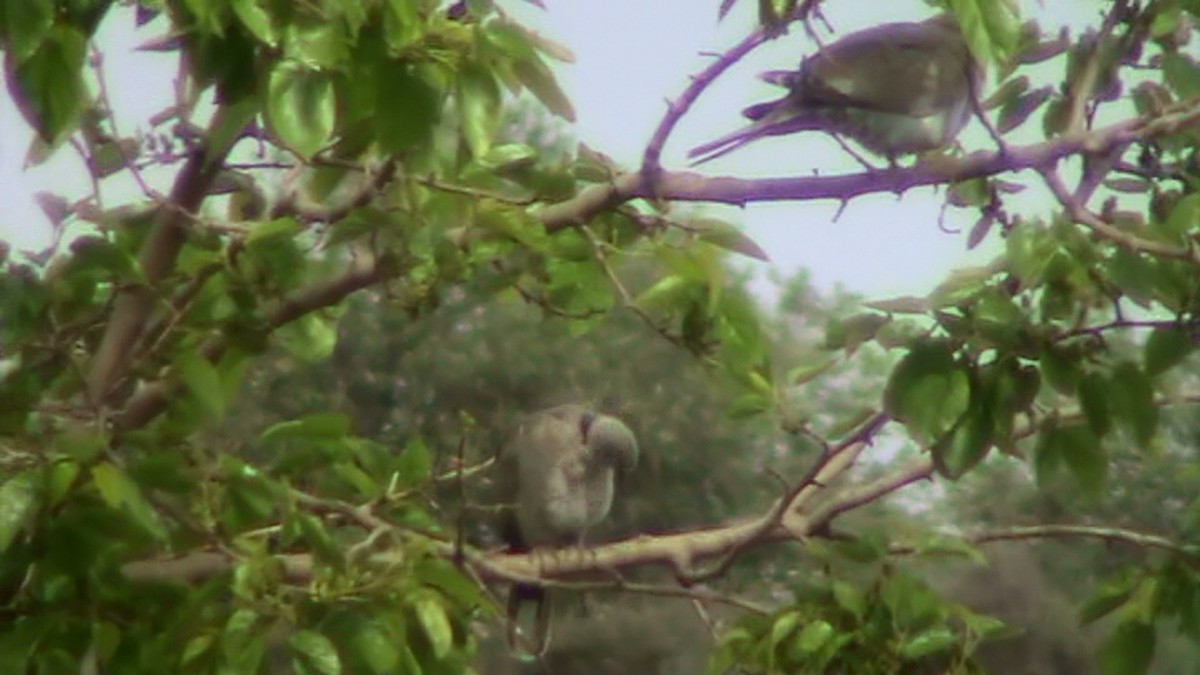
top-left (537, 99), bottom-right (1200, 232)
top-left (85, 103), bottom-right (255, 406)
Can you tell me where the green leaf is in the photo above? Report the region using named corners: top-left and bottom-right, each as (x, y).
top-left (283, 22), bottom-right (349, 68)
top-left (912, 535), bottom-right (987, 564)
top-left (222, 608), bottom-right (266, 672)
top-left (479, 143), bottom-right (537, 169)
top-left (0, 472), bottom-right (40, 553)
top-left (47, 461), bottom-right (80, 505)
top-left (413, 594), bottom-right (453, 659)
top-left (831, 580), bottom-right (867, 619)
top-left (1057, 424), bottom-right (1107, 497)
top-left (1039, 345), bottom-right (1080, 395)
top-left (289, 630), bottom-right (341, 675)
top-left (1099, 622), bottom-right (1155, 675)
top-left (53, 430), bottom-right (107, 462)
top-left (825, 312), bottom-right (889, 353)
top-left (4, 0), bottom-right (56, 63)
top-left (414, 557), bottom-right (490, 611)
top-left (457, 66), bottom-right (500, 158)
top-left (267, 61), bottom-right (336, 159)
top-left (178, 353), bottom-right (226, 418)
top-left (276, 313), bottom-right (339, 364)
top-left (181, 634), bottom-right (216, 666)
top-left (91, 462), bottom-right (165, 539)
top-left (1108, 363), bottom-right (1159, 445)
top-left (296, 512), bottom-right (343, 566)
top-left (513, 55), bottom-right (576, 121)
top-left (1078, 372), bottom-right (1112, 437)
top-left (901, 626), bottom-right (958, 659)
top-left (690, 219), bottom-right (769, 262)
top-left (231, 0), bottom-right (277, 46)
top-left (1163, 52), bottom-right (1200, 99)
top-left (794, 620), bottom-right (834, 654)
top-left (375, 64), bottom-right (440, 153)
top-left (260, 413), bottom-right (351, 444)
top-left (350, 623), bottom-right (399, 674)
top-left (245, 217), bottom-right (300, 246)
top-left (1144, 325), bottom-right (1194, 376)
top-left (91, 621), bottom-right (121, 662)
top-left (933, 402), bottom-right (993, 479)
top-left (769, 611), bottom-right (801, 651)
top-left (949, 0), bottom-right (1022, 64)
top-left (333, 463), bottom-right (381, 500)
top-left (396, 438), bottom-right (432, 488)
top-left (883, 342), bottom-right (971, 444)
top-left (12, 24), bottom-right (87, 144)
top-left (999, 85), bottom-right (1053, 133)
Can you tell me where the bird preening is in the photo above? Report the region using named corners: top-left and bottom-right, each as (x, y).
top-left (689, 13), bottom-right (983, 165)
top-left (494, 404), bottom-right (639, 655)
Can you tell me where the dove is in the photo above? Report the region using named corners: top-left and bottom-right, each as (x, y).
top-left (690, 14), bottom-right (982, 165)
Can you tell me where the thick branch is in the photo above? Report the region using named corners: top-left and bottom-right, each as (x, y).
top-left (86, 104), bottom-right (253, 405)
top-left (537, 100), bottom-right (1200, 232)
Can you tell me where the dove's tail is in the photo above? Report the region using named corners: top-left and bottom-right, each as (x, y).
top-left (688, 101), bottom-right (822, 166)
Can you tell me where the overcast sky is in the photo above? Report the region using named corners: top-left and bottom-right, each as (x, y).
top-left (0, 0), bottom-right (1098, 301)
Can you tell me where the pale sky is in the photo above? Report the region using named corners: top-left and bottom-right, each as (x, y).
top-left (1, 0), bottom-right (1098, 301)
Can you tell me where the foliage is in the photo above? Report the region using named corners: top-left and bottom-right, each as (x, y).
top-left (4, 0), bottom-right (1200, 673)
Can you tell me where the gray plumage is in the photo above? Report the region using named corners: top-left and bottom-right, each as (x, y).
top-left (689, 14), bottom-right (982, 165)
top-left (495, 404), bottom-right (639, 654)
